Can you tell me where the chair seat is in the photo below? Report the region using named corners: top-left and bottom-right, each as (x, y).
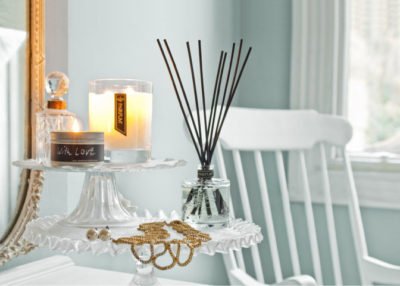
top-left (275, 275), bottom-right (317, 286)
top-left (230, 268), bottom-right (317, 286)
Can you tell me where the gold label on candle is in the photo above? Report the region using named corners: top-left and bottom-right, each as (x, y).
top-left (114, 93), bottom-right (127, 136)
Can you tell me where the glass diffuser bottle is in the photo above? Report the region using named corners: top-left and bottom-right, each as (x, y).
top-left (36, 72), bottom-right (78, 164)
top-left (182, 165), bottom-right (230, 228)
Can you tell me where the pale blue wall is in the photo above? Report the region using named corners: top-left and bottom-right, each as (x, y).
top-left (238, 0), bottom-right (292, 109)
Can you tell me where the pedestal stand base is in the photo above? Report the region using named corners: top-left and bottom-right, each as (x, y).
top-left (130, 261), bottom-right (159, 286)
top-left (60, 172), bottom-right (138, 228)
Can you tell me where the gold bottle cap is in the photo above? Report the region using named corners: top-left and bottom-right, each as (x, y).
top-left (47, 100), bottom-right (67, 109)
top-left (45, 71), bottom-right (69, 110)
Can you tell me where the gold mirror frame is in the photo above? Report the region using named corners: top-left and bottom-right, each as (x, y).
top-left (0, 0), bottom-right (44, 265)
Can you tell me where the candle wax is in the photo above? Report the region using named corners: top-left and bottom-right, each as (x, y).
top-left (89, 91), bottom-right (152, 150)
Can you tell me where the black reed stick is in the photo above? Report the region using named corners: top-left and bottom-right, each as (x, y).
top-left (198, 41), bottom-right (208, 165)
top-left (208, 52), bottom-right (227, 165)
top-left (206, 51), bottom-right (224, 163)
top-left (186, 42), bottom-right (203, 160)
top-left (214, 43), bottom-right (235, 146)
top-left (228, 39), bottom-right (243, 102)
top-left (156, 39), bottom-right (202, 162)
top-left (163, 40), bottom-right (202, 146)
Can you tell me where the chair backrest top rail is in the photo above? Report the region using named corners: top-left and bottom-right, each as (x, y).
top-left (217, 107), bottom-right (352, 151)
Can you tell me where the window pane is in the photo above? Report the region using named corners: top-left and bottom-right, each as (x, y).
top-left (347, 0), bottom-right (400, 154)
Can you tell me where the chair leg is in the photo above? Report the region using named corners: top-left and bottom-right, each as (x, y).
top-left (222, 251), bottom-right (237, 285)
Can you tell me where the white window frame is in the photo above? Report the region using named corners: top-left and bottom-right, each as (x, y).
top-left (289, 0), bottom-right (400, 210)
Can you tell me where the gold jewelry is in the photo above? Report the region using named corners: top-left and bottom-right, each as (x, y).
top-left (98, 226), bottom-right (111, 241)
top-left (131, 244), bottom-right (154, 264)
top-left (113, 220), bottom-right (211, 270)
top-left (86, 228), bottom-right (98, 241)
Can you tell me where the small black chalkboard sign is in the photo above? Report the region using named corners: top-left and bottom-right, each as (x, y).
top-left (51, 143), bottom-right (104, 163)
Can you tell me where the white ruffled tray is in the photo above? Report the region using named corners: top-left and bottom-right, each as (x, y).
top-left (23, 211), bottom-right (263, 256)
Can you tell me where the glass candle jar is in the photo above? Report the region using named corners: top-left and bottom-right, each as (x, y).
top-left (50, 131), bottom-right (104, 166)
top-left (88, 79), bottom-right (152, 163)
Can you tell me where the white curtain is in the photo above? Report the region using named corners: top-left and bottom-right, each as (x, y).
top-left (0, 27), bottom-right (26, 65)
top-left (290, 0), bottom-right (350, 115)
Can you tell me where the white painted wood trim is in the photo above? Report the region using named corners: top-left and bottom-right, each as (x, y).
top-left (298, 151), bottom-right (322, 285)
top-left (254, 151), bottom-right (282, 282)
top-left (289, 159), bottom-right (400, 210)
top-left (215, 143), bottom-right (247, 277)
top-left (0, 256), bottom-right (75, 285)
top-left (218, 108), bottom-right (352, 150)
top-left (0, 256), bottom-right (205, 286)
top-left (319, 144), bottom-right (343, 285)
top-left (275, 151), bottom-right (301, 277)
top-left (232, 150), bottom-right (265, 283)
top-left (288, 0), bottom-right (400, 210)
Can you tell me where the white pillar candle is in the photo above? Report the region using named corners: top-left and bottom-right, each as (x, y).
top-left (88, 79), bottom-right (152, 163)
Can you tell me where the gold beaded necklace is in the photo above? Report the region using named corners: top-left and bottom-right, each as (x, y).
top-left (112, 220), bottom-right (211, 270)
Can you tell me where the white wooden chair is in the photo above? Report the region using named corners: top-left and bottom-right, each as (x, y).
top-left (212, 107), bottom-right (400, 285)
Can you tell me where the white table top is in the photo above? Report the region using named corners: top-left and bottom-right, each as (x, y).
top-left (0, 256), bottom-right (206, 286)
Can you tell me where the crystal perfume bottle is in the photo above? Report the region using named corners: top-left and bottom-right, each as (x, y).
top-left (35, 72), bottom-right (77, 163)
top-left (182, 165), bottom-right (230, 228)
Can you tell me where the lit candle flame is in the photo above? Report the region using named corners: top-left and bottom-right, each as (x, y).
top-left (72, 119), bottom-right (81, 132)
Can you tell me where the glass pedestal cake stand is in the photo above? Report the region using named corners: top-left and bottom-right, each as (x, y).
top-left (13, 159), bottom-right (186, 227)
top-left (14, 159), bottom-right (263, 285)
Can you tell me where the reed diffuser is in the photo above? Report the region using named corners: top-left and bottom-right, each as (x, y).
top-left (157, 39), bottom-right (252, 228)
